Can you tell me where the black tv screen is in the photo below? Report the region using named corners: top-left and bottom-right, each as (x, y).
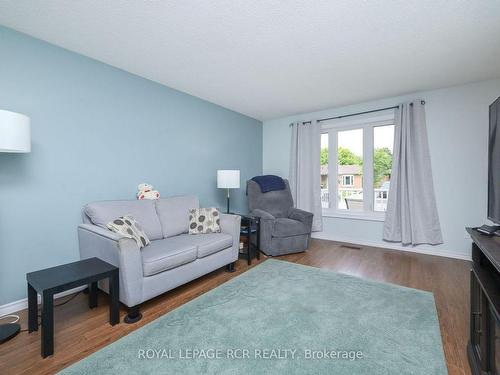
top-left (488, 96), bottom-right (500, 224)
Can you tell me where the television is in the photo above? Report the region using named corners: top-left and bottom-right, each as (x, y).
top-left (488, 96), bottom-right (500, 224)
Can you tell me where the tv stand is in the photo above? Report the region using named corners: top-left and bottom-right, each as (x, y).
top-left (466, 227), bottom-right (500, 375)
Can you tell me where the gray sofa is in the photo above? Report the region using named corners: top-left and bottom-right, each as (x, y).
top-left (247, 179), bottom-right (313, 256)
top-left (78, 195), bottom-right (241, 322)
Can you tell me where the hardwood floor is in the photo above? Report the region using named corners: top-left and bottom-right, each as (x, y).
top-left (0, 239), bottom-right (471, 375)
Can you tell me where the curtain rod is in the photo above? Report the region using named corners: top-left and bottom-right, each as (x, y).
top-left (291, 100), bottom-right (425, 125)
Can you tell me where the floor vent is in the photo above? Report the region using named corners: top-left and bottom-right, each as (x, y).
top-left (340, 244), bottom-right (362, 250)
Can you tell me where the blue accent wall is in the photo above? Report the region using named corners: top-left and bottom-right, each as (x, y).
top-left (0, 26), bottom-right (262, 305)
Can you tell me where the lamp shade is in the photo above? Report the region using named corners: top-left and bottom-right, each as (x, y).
top-left (0, 110), bottom-right (31, 153)
top-left (217, 170), bottom-right (240, 189)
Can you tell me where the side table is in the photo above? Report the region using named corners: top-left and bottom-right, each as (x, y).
top-left (27, 257), bottom-right (119, 358)
top-left (239, 214), bottom-right (261, 265)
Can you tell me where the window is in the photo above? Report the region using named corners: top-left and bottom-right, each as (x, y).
top-left (373, 125), bottom-right (394, 212)
top-left (320, 111), bottom-right (395, 219)
top-left (342, 175), bottom-right (354, 186)
top-left (320, 133), bottom-right (329, 208)
top-left (337, 128), bottom-right (363, 211)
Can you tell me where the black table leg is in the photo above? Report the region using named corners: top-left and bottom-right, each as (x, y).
top-left (256, 221), bottom-right (261, 260)
top-left (109, 271), bottom-right (120, 325)
top-left (247, 228), bottom-right (251, 265)
top-left (88, 281), bottom-right (98, 308)
top-left (41, 291), bottom-right (54, 358)
top-left (28, 283), bottom-right (38, 332)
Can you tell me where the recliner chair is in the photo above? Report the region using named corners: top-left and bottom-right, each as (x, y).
top-left (247, 179), bottom-right (313, 256)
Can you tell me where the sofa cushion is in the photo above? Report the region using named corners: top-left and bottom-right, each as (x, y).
top-left (141, 238), bottom-right (197, 277)
top-left (182, 233), bottom-right (233, 258)
top-left (272, 218), bottom-right (309, 238)
top-left (156, 196), bottom-right (199, 238)
top-left (154, 233), bottom-right (232, 259)
top-left (84, 200), bottom-right (163, 240)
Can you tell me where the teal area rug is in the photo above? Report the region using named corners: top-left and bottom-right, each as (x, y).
top-left (60, 259), bottom-right (447, 375)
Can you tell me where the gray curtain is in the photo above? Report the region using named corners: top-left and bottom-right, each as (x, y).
top-left (383, 100), bottom-right (443, 245)
top-left (289, 120), bottom-right (323, 232)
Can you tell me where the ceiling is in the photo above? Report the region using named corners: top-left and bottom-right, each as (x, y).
top-left (1, 1), bottom-right (500, 120)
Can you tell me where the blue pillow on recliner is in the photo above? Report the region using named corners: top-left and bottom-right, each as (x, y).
top-left (251, 175), bottom-right (286, 193)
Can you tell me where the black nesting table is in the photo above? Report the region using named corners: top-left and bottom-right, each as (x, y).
top-left (27, 257), bottom-right (119, 358)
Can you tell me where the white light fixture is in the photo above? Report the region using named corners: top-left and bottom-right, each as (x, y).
top-left (0, 109), bottom-right (31, 153)
top-left (217, 170), bottom-right (240, 213)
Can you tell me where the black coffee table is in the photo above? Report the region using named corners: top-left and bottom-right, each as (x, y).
top-left (27, 257), bottom-right (119, 358)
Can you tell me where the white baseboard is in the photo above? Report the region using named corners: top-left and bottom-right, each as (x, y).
top-left (311, 232), bottom-right (472, 261)
top-left (0, 286), bottom-right (87, 318)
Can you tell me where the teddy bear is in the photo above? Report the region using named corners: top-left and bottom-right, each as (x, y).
top-left (137, 183), bottom-right (160, 200)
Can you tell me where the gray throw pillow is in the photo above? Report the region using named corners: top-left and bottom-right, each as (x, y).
top-left (188, 208), bottom-right (221, 234)
top-left (107, 215), bottom-right (150, 249)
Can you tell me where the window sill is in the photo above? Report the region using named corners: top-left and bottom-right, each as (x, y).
top-left (322, 210), bottom-right (385, 222)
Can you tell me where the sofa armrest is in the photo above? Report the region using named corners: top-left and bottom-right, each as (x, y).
top-left (78, 224), bottom-right (143, 307)
top-left (78, 223), bottom-right (124, 241)
top-left (220, 214), bottom-right (241, 261)
top-left (288, 208), bottom-right (314, 231)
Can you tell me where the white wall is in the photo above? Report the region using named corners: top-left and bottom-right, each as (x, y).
top-left (263, 79), bottom-right (500, 260)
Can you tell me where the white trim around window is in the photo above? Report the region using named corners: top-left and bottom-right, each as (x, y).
top-left (341, 175), bottom-right (354, 186)
top-left (322, 210), bottom-right (386, 222)
top-left (321, 109), bottom-right (395, 221)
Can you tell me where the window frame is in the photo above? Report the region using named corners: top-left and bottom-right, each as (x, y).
top-left (341, 175), bottom-right (354, 187)
top-left (321, 110), bottom-right (395, 221)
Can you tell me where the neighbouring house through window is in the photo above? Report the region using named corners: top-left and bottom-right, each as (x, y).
top-left (320, 110), bottom-right (395, 219)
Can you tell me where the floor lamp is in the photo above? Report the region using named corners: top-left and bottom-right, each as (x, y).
top-left (0, 109), bottom-right (31, 344)
top-left (217, 170), bottom-right (240, 213)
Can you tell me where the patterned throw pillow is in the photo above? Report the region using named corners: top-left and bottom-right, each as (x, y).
top-left (107, 215), bottom-right (150, 249)
top-left (188, 207), bottom-right (221, 234)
